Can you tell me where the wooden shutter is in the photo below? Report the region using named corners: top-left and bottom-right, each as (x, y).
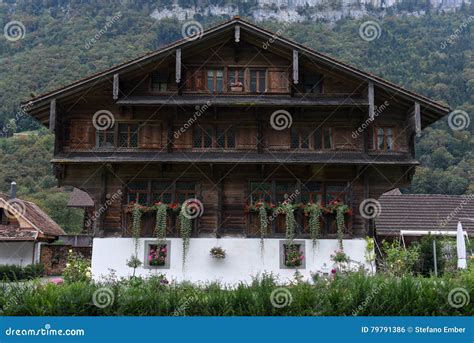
top-left (268, 69), bottom-right (289, 93)
top-left (69, 119), bottom-right (95, 149)
top-left (173, 126), bottom-right (192, 149)
top-left (264, 127), bottom-right (290, 149)
top-left (236, 126), bottom-right (257, 149)
top-left (138, 124), bottom-right (162, 149)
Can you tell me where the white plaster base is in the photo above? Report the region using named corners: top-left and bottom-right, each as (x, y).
top-left (0, 242), bottom-right (35, 266)
top-left (92, 238), bottom-right (372, 284)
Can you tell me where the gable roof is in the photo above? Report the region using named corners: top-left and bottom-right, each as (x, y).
top-left (0, 193), bottom-right (65, 237)
top-left (376, 193), bottom-right (474, 236)
top-left (23, 17), bottom-right (450, 123)
top-left (67, 188), bottom-right (94, 208)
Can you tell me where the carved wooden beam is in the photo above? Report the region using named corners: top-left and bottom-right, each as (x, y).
top-left (49, 99), bottom-right (56, 132)
top-left (292, 50), bottom-right (299, 85)
top-left (234, 25), bottom-right (240, 43)
top-left (368, 81), bottom-right (374, 120)
top-left (113, 73), bottom-right (119, 100)
top-left (175, 48), bottom-right (181, 84)
top-left (414, 102), bottom-right (421, 137)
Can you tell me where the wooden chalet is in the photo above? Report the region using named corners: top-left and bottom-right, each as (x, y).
top-left (24, 18), bottom-right (450, 243)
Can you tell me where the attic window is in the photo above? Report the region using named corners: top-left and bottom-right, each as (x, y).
top-left (250, 69), bottom-right (266, 93)
top-left (151, 72), bottom-right (168, 92)
top-left (304, 72), bottom-right (323, 94)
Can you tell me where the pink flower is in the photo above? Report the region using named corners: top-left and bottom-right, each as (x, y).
top-left (50, 277), bottom-right (64, 285)
top-left (300, 255), bottom-right (304, 260)
top-left (331, 268), bottom-right (337, 274)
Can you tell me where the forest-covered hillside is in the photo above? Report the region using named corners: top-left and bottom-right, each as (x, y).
top-left (0, 1), bottom-right (472, 231)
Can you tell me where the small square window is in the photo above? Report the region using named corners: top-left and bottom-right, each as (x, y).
top-left (144, 240), bottom-right (171, 269)
top-left (279, 240), bottom-right (306, 269)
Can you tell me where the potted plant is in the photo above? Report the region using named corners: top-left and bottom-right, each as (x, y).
top-left (209, 246), bottom-right (226, 259)
top-left (148, 244), bottom-right (167, 266)
top-left (230, 81), bottom-right (243, 92)
top-left (284, 244), bottom-right (304, 267)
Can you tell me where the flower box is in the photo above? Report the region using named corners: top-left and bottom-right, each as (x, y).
top-left (279, 240), bottom-right (306, 269)
top-left (230, 85), bottom-right (243, 92)
top-left (144, 240), bottom-right (171, 269)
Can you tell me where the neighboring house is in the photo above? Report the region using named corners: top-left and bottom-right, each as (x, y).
top-left (67, 187), bottom-right (95, 234)
top-left (0, 183), bottom-right (65, 266)
top-left (24, 18), bottom-right (450, 282)
top-left (377, 190), bottom-right (474, 244)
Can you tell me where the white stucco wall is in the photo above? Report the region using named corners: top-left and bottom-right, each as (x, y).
top-left (92, 238), bottom-right (372, 284)
top-left (0, 242), bottom-right (35, 266)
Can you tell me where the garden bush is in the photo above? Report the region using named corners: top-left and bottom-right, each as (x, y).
top-left (0, 268), bottom-right (472, 316)
top-left (0, 264), bottom-right (44, 281)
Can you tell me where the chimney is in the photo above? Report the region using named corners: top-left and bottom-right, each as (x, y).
top-left (10, 181), bottom-right (16, 199)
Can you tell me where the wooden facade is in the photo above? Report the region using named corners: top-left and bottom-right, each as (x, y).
top-left (24, 18), bottom-right (450, 239)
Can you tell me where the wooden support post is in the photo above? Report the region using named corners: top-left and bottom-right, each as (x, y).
top-left (49, 99), bottom-right (56, 132)
top-left (113, 73), bottom-right (119, 100)
top-left (234, 25), bottom-right (240, 43)
top-left (292, 50), bottom-right (299, 85)
top-left (368, 81), bottom-right (374, 120)
top-left (175, 48), bottom-right (181, 84)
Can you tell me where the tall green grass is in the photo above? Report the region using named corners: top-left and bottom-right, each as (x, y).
top-left (0, 270), bottom-right (472, 316)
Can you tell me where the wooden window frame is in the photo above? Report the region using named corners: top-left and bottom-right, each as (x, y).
top-left (206, 68), bottom-right (224, 93)
top-left (249, 69), bottom-right (267, 93)
top-left (96, 125), bottom-right (116, 149)
top-left (126, 180), bottom-right (197, 206)
top-left (374, 126), bottom-right (396, 151)
top-left (303, 72), bottom-right (323, 94)
top-left (149, 72), bottom-right (169, 93)
top-left (313, 127), bottom-right (333, 150)
top-left (228, 68), bottom-right (245, 91)
top-left (193, 125), bottom-right (213, 149)
top-left (216, 125), bottom-right (236, 149)
top-left (291, 127), bottom-right (312, 149)
top-left (118, 123), bottom-right (139, 148)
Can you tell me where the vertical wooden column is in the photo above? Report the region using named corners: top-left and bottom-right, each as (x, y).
top-left (113, 73), bottom-right (119, 100)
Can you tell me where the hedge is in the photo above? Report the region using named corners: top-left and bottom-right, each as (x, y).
top-left (0, 269), bottom-right (472, 316)
top-left (0, 264), bottom-right (44, 281)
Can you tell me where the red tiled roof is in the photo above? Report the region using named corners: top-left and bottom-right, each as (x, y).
top-left (376, 193), bottom-right (474, 236)
top-left (0, 225), bottom-right (38, 241)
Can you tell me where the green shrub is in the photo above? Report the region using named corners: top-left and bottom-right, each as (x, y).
top-left (380, 240), bottom-right (420, 276)
top-left (0, 264), bottom-right (44, 281)
top-left (0, 270), bottom-right (472, 316)
top-left (63, 250), bottom-right (91, 283)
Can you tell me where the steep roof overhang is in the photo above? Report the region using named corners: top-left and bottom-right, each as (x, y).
top-left (23, 17), bottom-right (450, 126)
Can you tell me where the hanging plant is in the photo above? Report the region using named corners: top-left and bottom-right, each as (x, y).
top-left (178, 211), bottom-right (192, 266)
top-left (336, 207), bottom-right (346, 249)
top-left (131, 203), bottom-right (143, 256)
top-left (304, 203), bottom-right (323, 247)
top-left (258, 205), bottom-right (268, 253)
top-left (278, 202), bottom-right (296, 244)
top-left (153, 203), bottom-right (168, 243)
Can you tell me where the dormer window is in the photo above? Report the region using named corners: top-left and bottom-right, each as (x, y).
top-left (250, 69), bottom-right (266, 93)
top-left (304, 72), bottom-right (323, 94)
top-left (207, 69), bottom-right (223, 93)
top-left (151, 72), bottom-right (168, 92)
